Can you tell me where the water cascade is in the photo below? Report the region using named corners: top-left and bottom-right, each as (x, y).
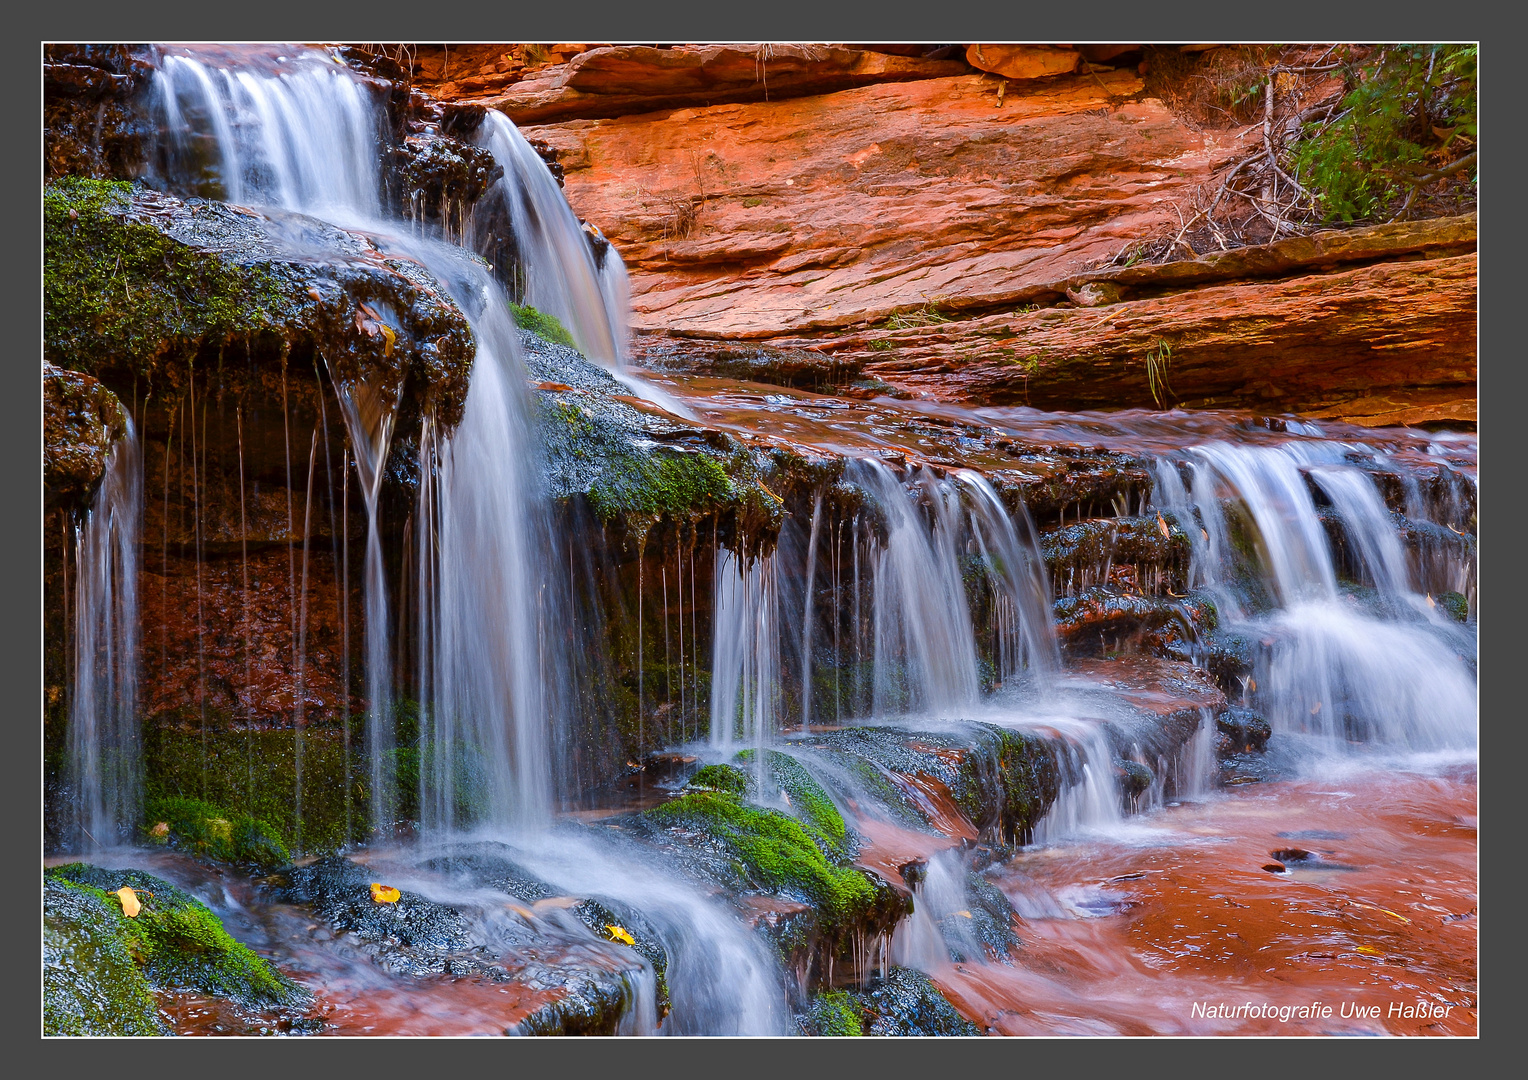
top-left (708, 548), bottom-right (781, 757)
top-left (45, 42), bottom-right (1478, 1037)
top-left (472, 113), bottom-right (695, 420)
top-left (1162, 442), bottom-right (1476, 754)
top-left (67, 423), bottom-right (142, 849)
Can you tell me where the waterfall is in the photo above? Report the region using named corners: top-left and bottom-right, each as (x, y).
top-left (1159, 441), bottom-right (1476, 755)
top-left (472, 113), bottom-right (696, 420)
top-left (956, 470), bottom-right (1060, 683)
top-left (414, 250), bottom-right (551, 834)
top-left (148, 48), bottom-right (558, 836)
top-left (855, 460), bottom-right (980, 716)
top-left (1029, 720), bottom-right (1124, 844)
top-left (709, 548), bottom-right (781, 757)
top-left (153, 49), bottom-right (382, 220)
top-left (67, 422), bottom-right (142, 849)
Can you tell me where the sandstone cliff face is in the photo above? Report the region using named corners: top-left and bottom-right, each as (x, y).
top-left (438, 43), bottom-right (1476, 427)
top-left (524, 69), bottom-right (1246, 336)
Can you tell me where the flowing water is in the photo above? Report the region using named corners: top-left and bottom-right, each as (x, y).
top-left (50, 44), bottom-right (1477, 1036)
top-left (66, 422), bottom-right (142, 850)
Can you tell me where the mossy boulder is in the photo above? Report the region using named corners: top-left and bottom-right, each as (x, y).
top-left (142, 795), bottom-right (290, 871)
top-left (685, 763), bottom-right (753, 797)
top-left (1436, 590), bottom-right (1470, 623)
top-left (46, 864), bottom-right (304, 1010)
top-left (44, 876), bottom-right (166, 1036)
top-left (510, 302), bottom-right (578, 351)
top-left (43, 364), bottom-right (128, 511)
top-left (735, 749), bottom-right (855, 863)
top-left (799, 989), bottom-right (865, 1036)
top-left (44, 177), bottom-right (476, 432)
top-left (644, 791), bottom-right (882, 926)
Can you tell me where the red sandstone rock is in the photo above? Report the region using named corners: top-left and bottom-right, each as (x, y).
top-left (482, 44), bottom-right (972, 125)
top-left (524, 70), bottom-right (1244, 339)
top-left (964, 44), bottom-right (1081, 80)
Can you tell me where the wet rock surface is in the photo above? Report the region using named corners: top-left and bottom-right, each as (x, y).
top-left (45, 861), bottom-right (307, 1039)
top-left (847, 967), bottom-right (983, 1036)
top-left (43, 364), bottom-right (128, 511)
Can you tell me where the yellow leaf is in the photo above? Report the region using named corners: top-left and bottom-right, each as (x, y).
top-left (1356, 945), bottom-right (1383, 956)
top-left (381, 324), bottom-right (396, 358)
top-left (1380, 908), bottom-right (1411, 924)
top-left (954, 910), bottom-right (973, 919)
top-left (606, 924), bottom-right (636, 946)
top-left (113, 886), bottom-right (141, 918)
top-left (1157, 513), bottom-right (1169, 539)
top-left (370, 883), bottom-right (401, 904)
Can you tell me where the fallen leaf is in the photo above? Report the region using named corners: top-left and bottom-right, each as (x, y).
top-left (113, 886), bottom-right (141, 918)
top-left (1310, 701), bottom-right (1322, 715)
top-left (370, 883), bottom-right (401, 904)
top-left (307, 287), bottom-right (322, 302)
top-left (1157, 513), bottom-right (1169, 538)
top-left (381, 324), bottom-right (396, 358)
top-left (606, 924), bottom-right (636, 946)
top-left (1356, 945), bottom-right (1383, 956)
top-left (953, 910), bottom-right (973, 919)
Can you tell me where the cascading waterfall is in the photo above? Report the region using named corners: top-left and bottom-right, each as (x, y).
top-left (1029, 718), bottom-right (1125, 844)
top-left (709, 548), bottom-right (781, 758)
top-left (152, 49), bottom-right (382, 220)
top-left (472, 113), bottom-right (695, 420)
top-left (67, 423), bottom-right (142, 849)
top-left (1162, 441), bottom-right (1476, 754)
top-left (414, 250), bottom-right (551, 834)
top-left (956, 470), bottom-right (1060, 683)
top-left (856, 460), bottom-right (981, 716)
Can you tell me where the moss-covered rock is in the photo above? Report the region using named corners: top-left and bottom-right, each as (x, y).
top-left (735, 749), bottom-right (854, 862)
top-left (44, 177), bottom-right (475, 431)
top-left (46, 864), bottom-right (304, 1009)
top-left (799, 989), bottom-right (865, 1036)
top-left (644, 791), bottom-right (880, 925)
top-left (510, 302), bottom-right (578, 351)
top-left (44, 877), bottom-right (166, 1036)
top-left (685, 763), bottom-right (753, 797)
top-left (142, 795), bottom-right (290, 871)
top-left (1437, 590), bottom-right (1470, 623)
top-left (43, 364), bottom-right (128, 511)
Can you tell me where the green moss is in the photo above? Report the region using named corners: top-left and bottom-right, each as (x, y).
top-left (44, 877), bottom-right (165, 1036)
top-left (143, 726), bottom-right (366, 857)
top-left (44, 177), bottom-right (291, 377)
top-left (736, 749), bottom-right (852, 861)
top-left (644, 791), bottom-right (876, 922)
top-left (143, 795), bottom-right (290, 870)
top-left (47, 865), bottom-right (304, 1008)
top-left (587, 448), bottom-right (736, 523)
top-left (509, 302), bottom-right (579, 351)
top-left (1437, 590), bottom-right (1470, 623)
top-left (804, 989), bottom-right (865, 1036)
top-left (685, 763), bottom-right (752, 797)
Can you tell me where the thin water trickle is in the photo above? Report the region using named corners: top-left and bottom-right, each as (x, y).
top-left (67, 421), bottom-right (142, 850)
